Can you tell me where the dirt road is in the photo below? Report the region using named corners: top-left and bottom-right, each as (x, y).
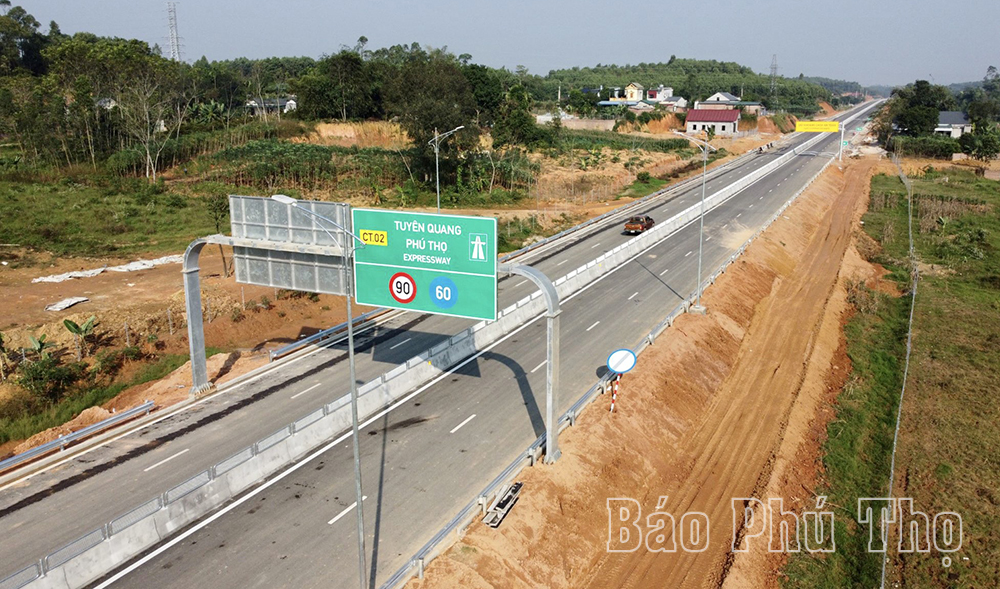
top-left (410, 158), bottom-right (878, 589)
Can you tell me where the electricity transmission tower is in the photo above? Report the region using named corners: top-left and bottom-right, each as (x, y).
top-left (769, 54), bottom-right (779, 96)
top-left (167, 2), bottom-right (182, 62)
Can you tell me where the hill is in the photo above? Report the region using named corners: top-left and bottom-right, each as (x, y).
top-left (543, 57), bottom-right (842, 115)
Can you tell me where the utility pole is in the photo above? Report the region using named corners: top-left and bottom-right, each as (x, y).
top-left (673, 131), bottom-right (715, 314)
top-left (428, 126), bottom-right (464, 214)
top-left (269, 195), bottom-right (368, 589)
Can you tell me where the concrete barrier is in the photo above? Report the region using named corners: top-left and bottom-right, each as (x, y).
top-left (12, 117), bottom-right (863, 589)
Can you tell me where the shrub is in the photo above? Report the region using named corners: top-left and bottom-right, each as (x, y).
top-left (637, 171), bottom-right (652, 183)
top-left (889, 136), bottom-right (961, 159)
top-left (17, 357), bottom-right (87, 404)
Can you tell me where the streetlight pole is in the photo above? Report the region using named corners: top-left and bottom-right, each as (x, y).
top-left (672, 131), bottom-right (717, 314)
top-left (271, 195), bottom-right (368, 589)
top-left (428, 125), bottom-right (465, 214)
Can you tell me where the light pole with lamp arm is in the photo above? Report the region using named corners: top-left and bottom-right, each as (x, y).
top-left (270, 194), bottom-right (369, 589)
top-left (428, 125), bottom-right (465, 214)
top-left (672, 131), bottom-right (717, 314)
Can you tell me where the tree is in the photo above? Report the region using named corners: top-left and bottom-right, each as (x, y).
top-left (959, 124), bottom-right (1000, 162)
top-left (895, 105), bottom-right (938, 136)
top-left (462, 63), bottom-right (506, 126)
top-left (493, 84), bottom-right (539, 148)
top-left (566, 89), bottom-right (596, 117)
top-left (206, 192), bottom-right (231, 277)
top-left (113, 58), bottom-right (188, 182)
top-left (293, 50), bottom-right (376, 120)
top-left (385, 55), bottom-right (478, 173)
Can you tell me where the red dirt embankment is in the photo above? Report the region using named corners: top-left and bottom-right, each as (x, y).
top-left (410, 158), bottom-right (879, 589)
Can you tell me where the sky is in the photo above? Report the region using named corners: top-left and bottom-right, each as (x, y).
top-left (19, 0), bottom-right (1000, 88)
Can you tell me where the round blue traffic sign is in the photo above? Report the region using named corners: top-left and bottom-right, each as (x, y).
top-left (429, 276), bottom-right (458, 309)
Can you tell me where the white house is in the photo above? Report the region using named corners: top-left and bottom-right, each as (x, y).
top-left (935, 111), bottom-right (973, 138)
top-left (685, 109), bottom-right (740, 136)
top-left (704, 91), bottom-right (739, 103)
top-left (659, 96), bottom-right (688, 112)
top-left (646, 85), bottom-right (674, 101)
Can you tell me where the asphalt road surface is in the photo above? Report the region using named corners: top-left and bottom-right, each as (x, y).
top-left (0, 102), bottom-right (880, 588)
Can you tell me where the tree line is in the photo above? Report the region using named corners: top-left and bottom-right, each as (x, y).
top-left (0, 2), bottom-right (853, 189)
top-left (873, 70), bottom-right (1000, 161)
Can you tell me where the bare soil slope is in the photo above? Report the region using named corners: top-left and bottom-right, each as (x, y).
top-left (410, 158), bottom-right (878, 589)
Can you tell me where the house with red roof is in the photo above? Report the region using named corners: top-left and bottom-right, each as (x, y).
top-left (685, 109), bottom-right (741, 136)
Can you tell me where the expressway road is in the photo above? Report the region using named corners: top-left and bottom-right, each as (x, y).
top-left (90, 102), bottom-right (878, 588)
top-left (0, 102), bottom-right (879, 586)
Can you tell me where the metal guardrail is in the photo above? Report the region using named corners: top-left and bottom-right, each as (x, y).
top-left (266, 144), bottom-right (776, 363)
top-left (0, 564), bottom-right (40, 589)
top-left (379, 124), bottom-right (856, 589)
top-left (0, 112), bottom-right (869, 589)
top-left (268, 308), bottom-right (391, 361)
top-left (0, 401), bottom-right (154, 474)
top-left (44, 528), bottom-right (107, 571)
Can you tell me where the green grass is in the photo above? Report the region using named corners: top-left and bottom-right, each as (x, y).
top-left (784, 290), bottom-right (908, 587)
top-left (558, 129), bottom-right (694, 155)
top-left (0, 346), bottom-right (226, 447)
top-left (0, 180), bottom-right (225, 260)
top-left (784, 168), bottom-right (1000, 587)
top-left (497, 213), bottom-right (580, 253)
top-left (619, 176), bottom-right (668, 199)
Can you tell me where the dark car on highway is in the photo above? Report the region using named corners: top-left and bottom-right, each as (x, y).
top-left (624, 215), bottom-right (654, 235)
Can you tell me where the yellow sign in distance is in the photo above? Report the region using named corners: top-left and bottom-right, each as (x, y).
top-left (795, 121), bottom-right (841, 133)
top-left (359, 229), bottom-right (388, 246)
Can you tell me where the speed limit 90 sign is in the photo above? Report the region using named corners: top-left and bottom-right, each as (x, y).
top-left (389, 272), bottom-right (417, 304)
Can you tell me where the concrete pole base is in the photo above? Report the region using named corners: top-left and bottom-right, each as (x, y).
top-left (189, 382), bottom-right (215, 397)
top-left (689, 305), bottom-right (707, 315)
top-left (543, 448), bottom-right (562, 465)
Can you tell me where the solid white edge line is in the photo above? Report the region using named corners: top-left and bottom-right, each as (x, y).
top-left (327, 496), bottom-right (368, 525)
top-left (0, 315), bottom-right (390, 492)
top-left (290, 383), bottom-right (322, 400)
top-left (92, 118), bottom-right (859, 584)
top-left (142, 449), bottom-right (189, 473)
top-left (9, 124), bottom-right (802, 490)
top-left (530, 360), bottom-right (547, 374)
top-left (449, 414), bottom-right (477, 434)
top-left (95, 271), bottom-right (605, 588)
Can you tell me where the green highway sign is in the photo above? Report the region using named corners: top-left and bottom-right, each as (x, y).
top-left (351, 208), bottom-right (497, 320)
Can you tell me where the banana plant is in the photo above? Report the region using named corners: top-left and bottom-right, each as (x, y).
top-left (28, 334), bottom-right (51, 360)
top-left (63, 316), bottom-right (97, 361)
